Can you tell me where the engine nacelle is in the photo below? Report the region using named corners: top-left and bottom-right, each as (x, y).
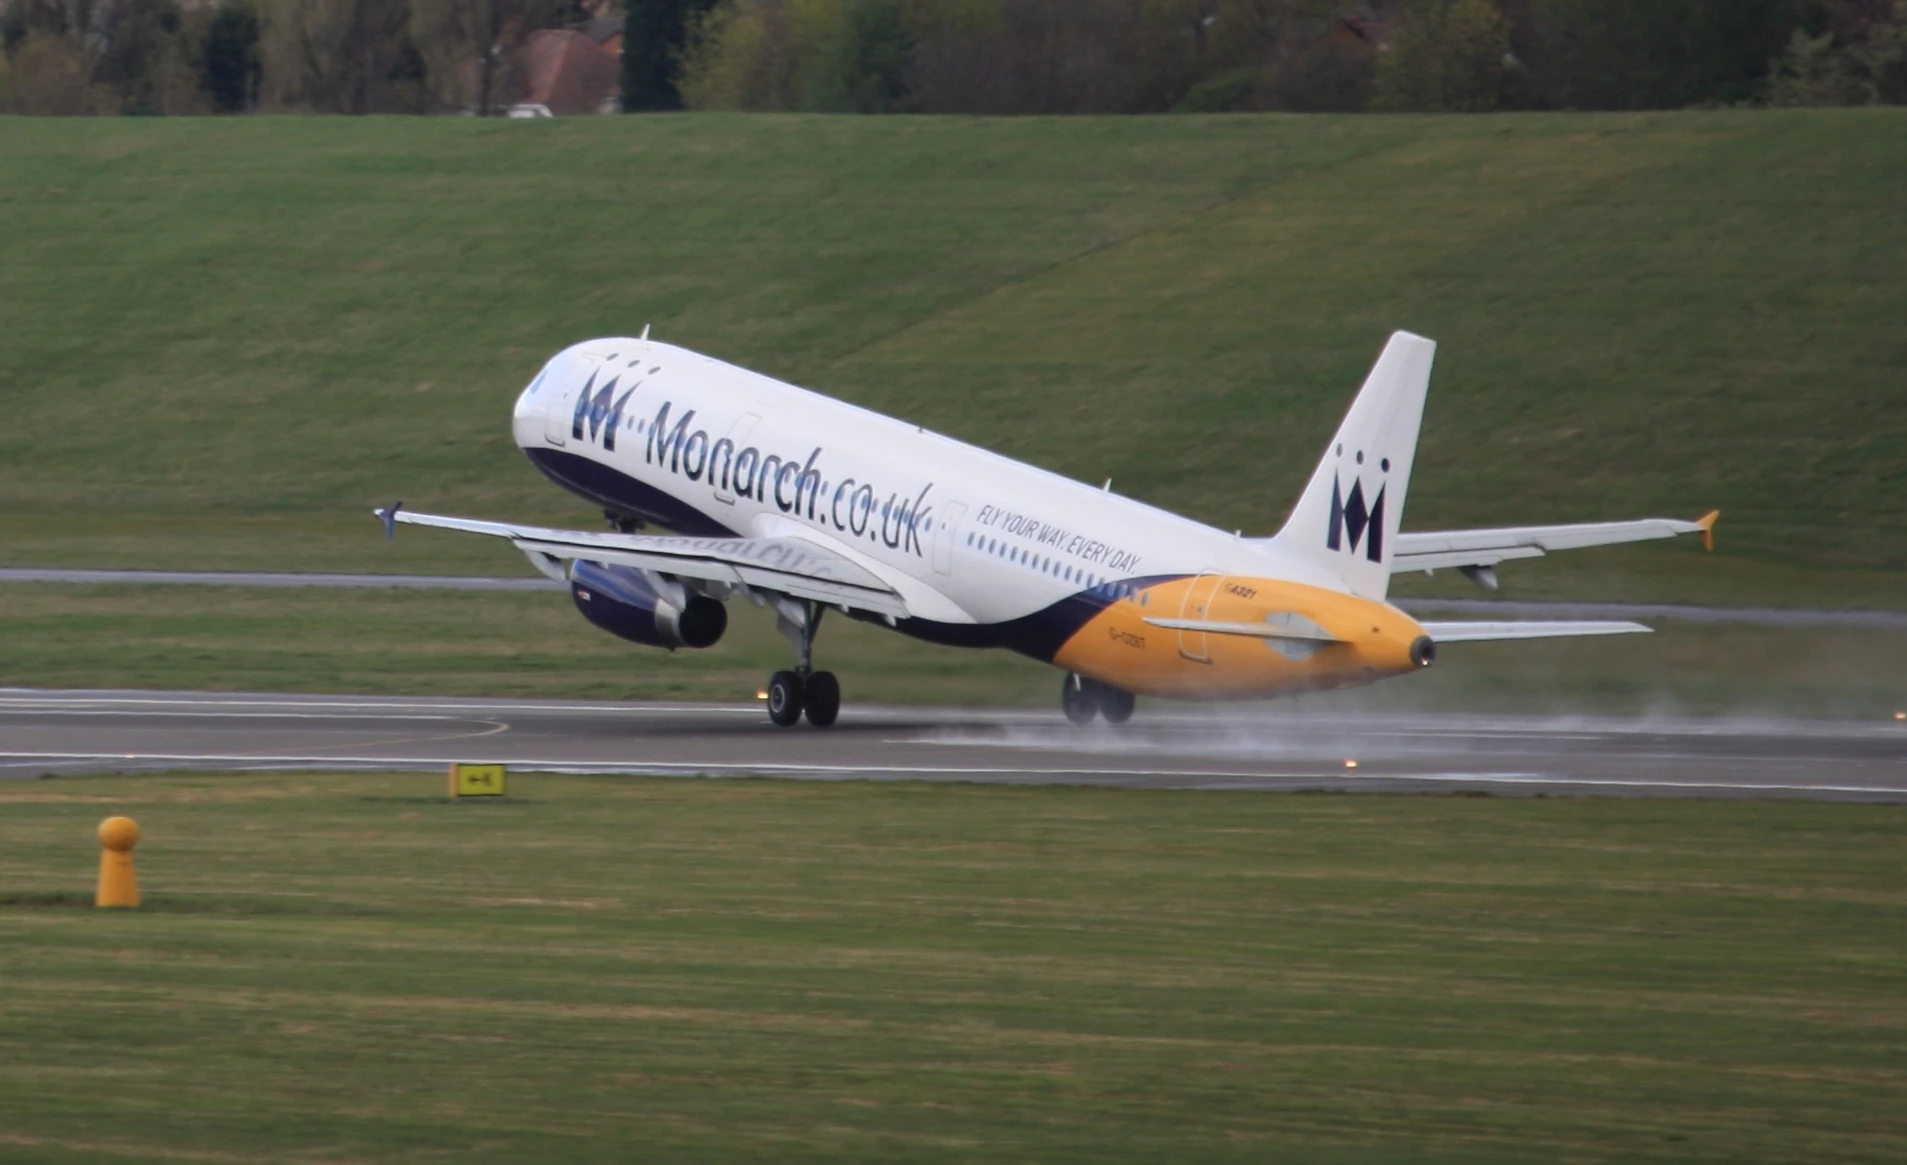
top-left (570, 561), bottom-right (727, 650)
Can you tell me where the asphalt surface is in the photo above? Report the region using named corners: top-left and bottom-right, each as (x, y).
top-left (3, 689), bottom-right (1903, 801)
top-left (6, 568), bottom-right (1905, 629)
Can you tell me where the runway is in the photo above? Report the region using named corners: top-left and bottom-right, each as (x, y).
top-left (3, 689), bottom-right (1903, 800)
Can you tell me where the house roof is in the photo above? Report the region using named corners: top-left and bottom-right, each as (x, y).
top-left (522, 29), bottom-right (620, 115)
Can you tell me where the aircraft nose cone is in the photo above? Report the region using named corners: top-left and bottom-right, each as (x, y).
top-left (1410, 635), bottom-right (1436, 668)
top-left (512, 389), bottom-right (543, 449)
top-left (514, 357), bottom-right (564, 448)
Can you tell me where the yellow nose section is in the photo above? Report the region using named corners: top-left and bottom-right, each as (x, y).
top-left (1051, 575), bottom-right (1425, 700)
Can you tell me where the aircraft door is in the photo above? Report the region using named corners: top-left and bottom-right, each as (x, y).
top-left (1177, 570), bottom-right (1226, 662)
top-left (931, 501), bottom-right (967, 575)
top-left (544, 354), bottom-right (598, 447)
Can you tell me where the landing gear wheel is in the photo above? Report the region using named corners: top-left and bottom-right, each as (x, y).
top-left (767, 670), bottom-right (804, 727)
top-left (803, 671), bottom-right (841, 727)
top-left (1098, 685), bottom-right (1136, 725)
top-left (1062, 675), bottom-right (1099, 725)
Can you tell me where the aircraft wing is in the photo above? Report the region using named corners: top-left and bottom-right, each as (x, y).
top-left (1393, 512), bottom-right (1718, 584)
top-left (1419, 620), bottom-right (1651, 642)
top-left (378, 507), bottom-right (910, 620)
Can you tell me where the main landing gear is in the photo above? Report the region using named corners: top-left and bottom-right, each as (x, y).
top-left (766, 599), bottom-right (840, 728)
top-left (1062, 673), bottom-right (1135, 726)
top-left (767, 669), bottom-right (839, 728)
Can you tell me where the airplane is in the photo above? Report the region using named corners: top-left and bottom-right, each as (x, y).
top-left (376, 330), bottom-right (1716, 728)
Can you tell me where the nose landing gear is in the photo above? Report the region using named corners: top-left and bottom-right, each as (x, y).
top-left (765, 599), bottom-right (840, 728)
top-left (1061, 673), bottom-right (1135, 725)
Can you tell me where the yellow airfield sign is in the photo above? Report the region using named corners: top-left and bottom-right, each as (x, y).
top-left (450, 763), bottom-right (507, 798)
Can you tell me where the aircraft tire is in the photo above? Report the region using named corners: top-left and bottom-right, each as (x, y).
top-left (767, 670), bottom-right (804, 727)
top-left (1098, 684), bottom-right (1136, 725)
top-left (1061, 675), bottom-right (1099, 725)
top-left (803, 671), bottom-right (841, 727)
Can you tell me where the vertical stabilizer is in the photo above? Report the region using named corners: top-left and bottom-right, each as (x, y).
top-left (1270, 331), bottom-right (1435, 600)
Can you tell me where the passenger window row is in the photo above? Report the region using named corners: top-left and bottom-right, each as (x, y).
top-left (964, 531), bottom-right (1146, 604)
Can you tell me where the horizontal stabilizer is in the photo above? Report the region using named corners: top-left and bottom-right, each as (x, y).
top-left (1420, 620), bottom-right (1652, 643)
top-left (1394, 513), bottom-right (1718, 577)
top-left (1142, 617), bottom-right (1343, 643)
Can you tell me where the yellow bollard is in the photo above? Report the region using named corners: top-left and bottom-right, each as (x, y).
top-left (96, 816), bottom-right (141, 909)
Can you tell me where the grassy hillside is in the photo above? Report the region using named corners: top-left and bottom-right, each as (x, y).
top-left (5, 772), bottom-right (1904, 1162)
top-left (1, 111), bottom-right (1902, 605)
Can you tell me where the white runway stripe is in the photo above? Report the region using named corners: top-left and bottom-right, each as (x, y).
top-left (3, 690), bottom-right (1900, 800)
top-left (2, 749), bottom-right (1904, 797)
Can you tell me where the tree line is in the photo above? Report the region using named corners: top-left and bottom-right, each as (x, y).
top-left (677, 0), bottom-right (1907, 112)
top-left (3, 0), bottom-right (1902, 115)
top-left (0, 0), bottom-right (597, 114)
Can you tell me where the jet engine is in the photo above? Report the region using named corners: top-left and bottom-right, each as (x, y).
top-left (570, 561), bottom-right (727, 650)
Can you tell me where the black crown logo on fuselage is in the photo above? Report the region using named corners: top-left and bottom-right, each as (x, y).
top-left (572, 370), bottom-right (637, 451)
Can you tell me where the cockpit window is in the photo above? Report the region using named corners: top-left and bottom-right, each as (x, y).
top-left (524, 359), bottom-right (557, 397)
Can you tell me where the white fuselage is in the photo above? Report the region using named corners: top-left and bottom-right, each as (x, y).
top-left (514, 337), bottom-right (1340, 632)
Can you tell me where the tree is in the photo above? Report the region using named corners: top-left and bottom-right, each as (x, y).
top-left (94, 0), bottom-right (194, 113)
top-left (800, 0), bottom-right (911, 112)
top-left (1375, 0), bottom-right (1512, 112)
top-left (200, 0), bottom-right (261, 112)
top-left (1768, 0), bottom-right (1907, 104)
top-left (257, 0), bottom-right (424, 112)
top-left (2, 28), bottom-right (92, 113)
top-left (1528, 0), bottom-right (1805, 108)
top-left (623, 0), bottom-right (716, 110)
top-left (1862, 0), bottom-right (1907, 101)
top-left (409, 0), bottom-right (563, 115)
top-left (1767, 27), bottom-right (1865, 103)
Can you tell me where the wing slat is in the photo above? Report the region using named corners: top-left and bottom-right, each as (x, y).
top-left (385, 509), bottom-right (909, 619)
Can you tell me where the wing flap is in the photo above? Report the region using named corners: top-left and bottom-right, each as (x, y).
top-left (1420, 620), bottom-right (1652, 642)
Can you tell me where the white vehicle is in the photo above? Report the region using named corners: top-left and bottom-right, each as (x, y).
top-left (378, 331), bottom-right (1716, 727)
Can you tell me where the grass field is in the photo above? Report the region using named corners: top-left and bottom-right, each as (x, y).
top-left (1, 110), bottom-right (1903, 598)
top-left (2, 110), bottom-right (1902, 709)
top-left (2, 772), bottom-right (1904, 1162)
top-left (1, 580), bottom-right (1904, 717)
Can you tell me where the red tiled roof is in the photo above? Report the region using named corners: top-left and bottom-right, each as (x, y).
top-left (522, 29), bottom-right (620, 115)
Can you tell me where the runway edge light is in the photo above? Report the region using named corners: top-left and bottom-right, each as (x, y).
top-left (450, 763), bottom-right (507, 798)
top-left (97, 816), bottom-right (140, 908)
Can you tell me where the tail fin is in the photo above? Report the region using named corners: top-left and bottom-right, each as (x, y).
top-left (1269, 331), bottom-right (1435, 601)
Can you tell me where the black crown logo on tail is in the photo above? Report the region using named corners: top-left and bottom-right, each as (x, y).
top-left (1327, 477), bottom-right (1385, 563)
